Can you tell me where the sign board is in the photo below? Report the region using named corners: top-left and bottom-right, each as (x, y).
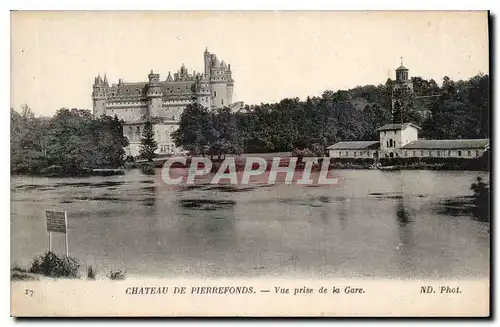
top-left (46, 210), bottom-right (67, 234)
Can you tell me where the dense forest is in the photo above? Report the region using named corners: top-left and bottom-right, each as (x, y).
top-left (11, 106), bottom-right (128, 175)
top-left (173, 74), bottom-right (489, 157)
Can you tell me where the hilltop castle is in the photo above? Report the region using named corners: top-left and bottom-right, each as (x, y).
top-left (92, 48), bottom-right (234, 156)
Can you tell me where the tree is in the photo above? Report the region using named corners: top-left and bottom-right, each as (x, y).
top-left (45, 108), bottom-right (95, 172)
top-left (11, 106), bottom-right (54, 173)
top-left (207, 107), bottom-right (242, 160)
top-left (11, 106), bottom-right (130, 175)
top-left (391, 92), bottom-right (422, 126)
top-left (419, 74), bottom-right (489, 140)
top-left (362, 103), bottom-right (391, 140)
top-left (470, 176), bottom-right (489, 221)
top-left (139, 119), bottom-right (158, 162)
top-left (90, 115), bottom-right (129, 168)
top-left (411, 77), bottom-right (441, 96)
top-left (172, 103), bottom-right (213, 156)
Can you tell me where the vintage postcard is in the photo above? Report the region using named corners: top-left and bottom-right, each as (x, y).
top-left (10, 11), bottom-right (490, 317)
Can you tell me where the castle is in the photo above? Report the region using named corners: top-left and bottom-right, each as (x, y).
top-left (92, 48), bottom-right (234, 157)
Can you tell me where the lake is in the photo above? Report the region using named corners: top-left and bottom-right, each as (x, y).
top-left (11, 169), bottom-right (490, 279)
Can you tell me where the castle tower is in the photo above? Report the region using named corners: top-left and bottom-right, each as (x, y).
top-left (92, 74), bottom-right (108, 117)
top-left (147, 70), bottom-right (163, 117)
top-left (391, 58), bottom-right (414, 119)
top-left (204, 47), bottom-right (211, 79)
top-left (227, 64), bottom-right (234, 105)
top-left (166, 71), bottom-right (173, 82)
top-left (395, 59), bottom-right (409, 82)
top-left (208, 52), bottom-right (233, 108)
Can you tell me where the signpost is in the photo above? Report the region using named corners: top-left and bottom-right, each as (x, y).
top-left (45, 210), bottom-right (69, 257)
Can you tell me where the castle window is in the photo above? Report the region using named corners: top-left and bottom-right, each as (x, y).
top-left (221, 99), bottom-right (224, 105)
top-left (429, 151), bottom-right (432, 157)
top-left (346, 151), bottom-right (349, 157)
top-left (404, 151), bottom-right (407, 157)
top-left (214, 91), bottom-right (217, 97)
top-left (458, 150), bottom-right (462, 157)
top-left (467, 150), bottom-right (471, 156)
top-left (476, 150), bottom-right (480, 157)
top-left (448, 150), bottom-right (452, 157)
top-left (437, 151), bottom-right (441, 157)
top-left (421, 151), bottom-right (424, 156)
top-left (413, 151), bottom-right (416, 156)
top-left (353, 151), bottom-right (357, 157)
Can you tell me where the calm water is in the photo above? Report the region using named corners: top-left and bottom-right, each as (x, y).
top-left (11, 169), bottom-right (490, 279)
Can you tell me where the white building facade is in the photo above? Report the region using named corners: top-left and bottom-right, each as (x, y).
top-left (328, 141), bottom-right (380, 159)
top-left (327, 123), bottom-right (489, 160)
top-left (377, 123), bottom-right (420, 158)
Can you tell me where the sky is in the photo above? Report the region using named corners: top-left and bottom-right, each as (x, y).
top-left (11, 11), bottom-right (489, 116)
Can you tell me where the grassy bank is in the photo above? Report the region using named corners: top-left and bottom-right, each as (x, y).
top-left (11, 252), bottom-right (127, 282)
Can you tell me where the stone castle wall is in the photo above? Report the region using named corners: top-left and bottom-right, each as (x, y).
top-left (91, 49), bottom-right (234, 157)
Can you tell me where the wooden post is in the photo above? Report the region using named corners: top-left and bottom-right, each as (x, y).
top-left (65, 211), bottom-right (69, 257)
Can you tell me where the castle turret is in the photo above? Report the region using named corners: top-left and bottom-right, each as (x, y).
top-left (227, 64), bottom-right (234, 105)
top-left (166, 71), bottom-right (173, 82)
top-left (395, 58), bottom-right (409, 82)
top-left (204, 47), bottom-right (211, 79)
top-left (206, 51), bottom-right (234, 108)
top-left (147, 70), bottom-right (163, 117)
top-left (179, 63), bottom-right (190, 81)
top-left (92, 74), bottom-right (108, 117)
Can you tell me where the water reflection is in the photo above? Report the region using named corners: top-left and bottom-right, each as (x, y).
top-left (141, 184), bottom-right (157, 210)
top-left (10, 170), bottom-right (490, 278)
top-left (396, 197), bottom-right (414, 227)
top-left (336, 196), bottom-right (348, 230)
top-left (394, 191), bottom-right (417, 275)
top-left (177, 198), bottom-right (236, 251)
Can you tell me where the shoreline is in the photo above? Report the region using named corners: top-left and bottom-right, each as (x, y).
top-left (10, 153), bottom-right (489, 177)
